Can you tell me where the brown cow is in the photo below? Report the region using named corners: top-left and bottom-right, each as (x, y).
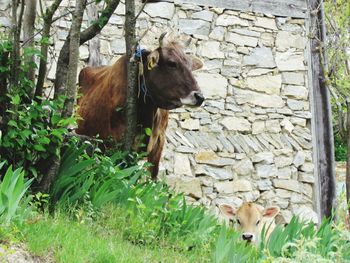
top-left (76, 33), bottom-right (204, 179)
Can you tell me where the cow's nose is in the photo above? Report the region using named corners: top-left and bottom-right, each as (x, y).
top-left (194, 92), bottom-right (204, 106)
top-left (242, 234), bottom-right (253, 242)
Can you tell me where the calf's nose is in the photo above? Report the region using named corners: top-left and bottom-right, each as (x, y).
top-left (242, 233), bottom-right (253, 242)
top-left (194, 92), bottom-right (204, 106)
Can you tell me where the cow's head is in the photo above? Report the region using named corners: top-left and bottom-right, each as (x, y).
top-left (143, 33), bottom-right (204, 110)
top-left (219, 203), bottom-right (280, 245)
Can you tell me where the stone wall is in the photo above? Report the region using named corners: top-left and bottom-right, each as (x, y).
top-left (140, 1), bottom-right (317, 223)
top-left (1, 0), bottom-right (318, 223)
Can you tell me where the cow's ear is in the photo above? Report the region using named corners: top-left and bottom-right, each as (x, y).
top-left (219, 204), bottom-right (236, 219)
top-left (190, 56), bottom-right (203, 71)
top-left (147, 50), bottom-right (160, 70)
top-left (263, 206), bottom-right (280, 218)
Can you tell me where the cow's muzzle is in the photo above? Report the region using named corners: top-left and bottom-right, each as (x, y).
top-left (180, 91), bottom-right (205, 107)
top-left (194, 92), bottom-right (205, 106)
top-left (242, 233), bottom-right (254, 243)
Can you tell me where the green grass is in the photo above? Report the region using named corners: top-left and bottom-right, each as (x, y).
top-left (18, 206), bottom-right (208, 263)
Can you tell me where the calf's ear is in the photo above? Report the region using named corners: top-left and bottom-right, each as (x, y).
top-left (190, 56), bottom-right (203, 71)
top-left (147, 50), bottom-right (160, 70)
top-left (263, 206), bottom-right (280, 218)
top-left (219, 204), bottom-right (236, 219)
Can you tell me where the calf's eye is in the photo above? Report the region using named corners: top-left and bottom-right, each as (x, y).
top-left (256, 220), bottom-right (260, 226)
top-left (237, 219), bottom-right (241, 225)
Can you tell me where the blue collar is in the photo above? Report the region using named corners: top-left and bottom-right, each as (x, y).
top-left (134, 46), bottom-right (146, 60)
top-left (134, 46), bottom-right (154, 103)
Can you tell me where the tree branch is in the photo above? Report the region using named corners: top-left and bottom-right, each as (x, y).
top-left (54, 0), bottom-right (120, 99)
top-left (80, 0), bottom-right (121, 44)
top-left (35, 0), bottom-right (63, 99)
top-left (134, 0), bottom-right (148, 21)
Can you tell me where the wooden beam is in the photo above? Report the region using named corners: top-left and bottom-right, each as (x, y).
top-left (307, 0), bottom-right (336, 220)
top-left (175, 0), bottom-right (307, 18)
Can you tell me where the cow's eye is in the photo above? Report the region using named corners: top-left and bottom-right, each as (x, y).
top-left (167, 61), bottom-right (177, 68)
top-left (236, 219), bottom-right (241, 225)
top-left (256, 220), bottom-right (260, 226)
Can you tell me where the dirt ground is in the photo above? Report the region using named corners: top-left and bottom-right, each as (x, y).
top-left (0, 243), bottom-right (52, 263)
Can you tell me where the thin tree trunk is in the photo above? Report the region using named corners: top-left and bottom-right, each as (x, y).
top-left (38, 0), bottom-right (86, 193)
top-left (347, 100), bottom-right (350, 221)
top-left (86, 3), bottom-right (101, 67)
top-left (35, 0), bottom-right (62, 98)
top-left (9, 0), bottom-right (24, 95)
top-left (54, 0), bottom-right (120, 98)
top-left (37, 153), bottom-right (61, 193)
top-left (23, 0), bottom-right (37, 86)
top-left (62, 0), bottom-right (87, 118)
top-left (123, 0), bottom-right (138, 151)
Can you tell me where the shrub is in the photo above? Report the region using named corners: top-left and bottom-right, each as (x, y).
top-left (0, 96), bottom-right (75, 179)
top-left (0, 37), bottom-right (75, 182)
top-left (51, 141), bottom-right (144, 209)
top-left (261, 217), bottom-right (350, 261)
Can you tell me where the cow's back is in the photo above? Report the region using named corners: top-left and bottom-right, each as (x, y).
top-left (76, 56), bottom-right (128, 139)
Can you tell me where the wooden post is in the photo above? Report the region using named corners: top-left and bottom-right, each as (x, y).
top-left (308, 0), bottom-right (336, 219)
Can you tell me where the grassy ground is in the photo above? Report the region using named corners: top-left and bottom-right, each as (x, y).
top-left (16, 207), bottom-right (207, 263)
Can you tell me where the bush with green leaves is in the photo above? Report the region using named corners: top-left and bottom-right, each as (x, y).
top-left (0, 162), bottom-right (33, 224)
top-left (0, 38), bottom-right (75, 181)
top-left (51, 141), bottom-right (144, 208)
top-left (258, 217), bottom-right (350, 262)
top-left (0, 96), bottom-right (75, 179)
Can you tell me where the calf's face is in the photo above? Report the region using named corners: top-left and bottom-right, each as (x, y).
top-left (145, 40), bottom-right (204, 110)
top-left (219, 203), bottom-right (280, 244)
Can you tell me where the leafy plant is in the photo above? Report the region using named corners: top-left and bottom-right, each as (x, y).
top-left (334, 134), bottom-right (347, 161)
top-left (0, 162), bottom-right (33, 224)
top-left (51, 141), bottom-right (144, 208)
top-left (0, 96), bottom-right (75, 179)
top-left (213, 226), bottom-right (258, 263)
top-left (0, 37), bottom-right (75, 182)
top-left (261, 216), bottom-right (350, 261)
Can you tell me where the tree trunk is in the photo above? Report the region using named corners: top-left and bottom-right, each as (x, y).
top-left (38, 0), bottom-right (86, 193)
top-left (346, 100), bottom-right (350, 220)
top-left (35, 0), bottom-right (62, 98)
top-left (123, 0), bottom-right (138, 151)
top-left (23, 0), bottom-right (37, 86)
top-left (37, 154), bottom-right (61, 193)
top-left (62, 0), bottom-right (87, 118)
top-left (54, 0), bottom-right (120, 98)
top-left (86, 3), bottom-right (101, 67)
top-left (9, 0), bottom-right (24, 95)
